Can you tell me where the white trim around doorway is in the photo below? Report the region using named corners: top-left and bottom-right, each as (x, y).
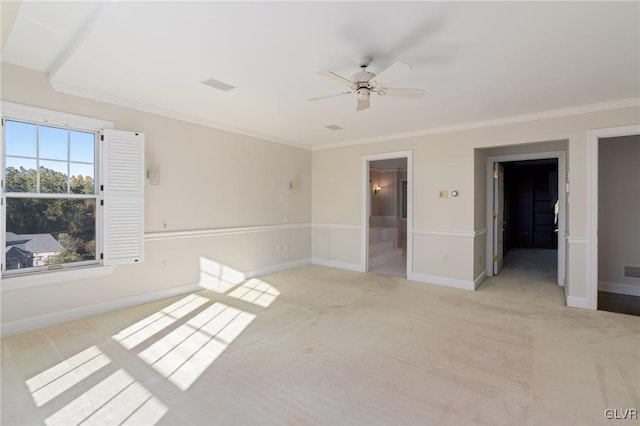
top-left (586, 124), bottom-right (640, 310)
top-left (361, 150), bottom-right (413, 276)
top-left (486, 150), bottom-right (567, 286)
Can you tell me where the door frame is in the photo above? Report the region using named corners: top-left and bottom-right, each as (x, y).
top-left (361, 150), bottom-right (413, 274)
top-left (493, 162), bottom-right (505, 274)
top-left (586, 124), bottom-right (640, 310)
top-left (486, 150), bottom-right (566, 285)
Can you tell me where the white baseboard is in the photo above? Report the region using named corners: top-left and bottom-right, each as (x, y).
top-left (2, 257), bottom-right (314, 337)
top-left (473, 271), bottom-right (487, 290)
top-left (408, 272), bottom-right (475, 291)
top-left (311, 258), bottom-right (365, 272)
top-left (566, 295), bottom-right (592, 310)
top-left (599, 281), bottom-right (640, 297)
top-left (244, 258), bottom-right (311, 279)
top-left (1, 282), bottom-right (202, 337)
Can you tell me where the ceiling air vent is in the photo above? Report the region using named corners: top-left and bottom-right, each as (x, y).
top-left (325, 124), bottom-right (343, 131)
top-left (202, 78), bottom-right (235, 92)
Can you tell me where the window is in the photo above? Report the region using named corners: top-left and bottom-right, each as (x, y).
top-left (5, 120), bottom-right (99, 273)
top-left (2, 102), bottom-right (144, 282)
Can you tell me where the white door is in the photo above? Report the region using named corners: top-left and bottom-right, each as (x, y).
top-left (493, 163), bottom-right (505, 274)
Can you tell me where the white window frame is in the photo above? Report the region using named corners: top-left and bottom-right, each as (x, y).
top-left (3, 119), bottom-right (102, 275)
top-left (1, 102), bottom-right (117, 289)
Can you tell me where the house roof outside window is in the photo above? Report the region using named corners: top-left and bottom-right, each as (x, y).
top-left (6, 232), bottom-right (62, 253)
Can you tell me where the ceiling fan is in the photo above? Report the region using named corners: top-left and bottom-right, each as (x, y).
top-left (309, 55), bottom-right (425, 111)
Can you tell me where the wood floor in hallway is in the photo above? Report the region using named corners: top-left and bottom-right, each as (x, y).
top-left (598, 291), bottom-right (640, 316)
top-left (2, 262), bottom-right (638, 425)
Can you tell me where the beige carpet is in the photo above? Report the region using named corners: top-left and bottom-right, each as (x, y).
top-left (2, 255), bottom-right (639, 425)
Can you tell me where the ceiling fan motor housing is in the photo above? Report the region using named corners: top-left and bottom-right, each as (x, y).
top-left (352, 70), bottom-right (375, 84)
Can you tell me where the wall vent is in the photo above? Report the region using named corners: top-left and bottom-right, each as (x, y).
top-left (325, 124), bottom-right (343, 131)
top-left (202, 78), bottom-right (235, 92)
top-left (624, 265), bottom-right (640, 279)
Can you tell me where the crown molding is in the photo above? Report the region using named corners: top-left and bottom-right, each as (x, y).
top-left (312, 97), bottom-right (640, 151)
top-left (49, 81), bottom-right (311, 151)
top-left (47, 79), bottom-right (638, 152)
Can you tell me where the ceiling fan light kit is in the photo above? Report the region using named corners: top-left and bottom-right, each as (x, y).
top-left (356, 88), bottom-right (370, 100)
top-left (310, 56), bottom-right (425, 111)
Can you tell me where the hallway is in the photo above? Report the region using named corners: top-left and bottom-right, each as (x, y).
top-left (478, 249), bottom-right (561, 300)
top-left (369, 250), bottom-right (406, 277)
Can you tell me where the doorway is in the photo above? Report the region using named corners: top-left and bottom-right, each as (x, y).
top-left (486, 151), bottom-right (566, 286)
top-left (361, 151), bottom-right (412, 277)
top-left (587, 125), bottom-right (640, 311)
top-left (499, 159), bottom-right (559, 282)
top-left (596, 134), bottom-right (640, 316)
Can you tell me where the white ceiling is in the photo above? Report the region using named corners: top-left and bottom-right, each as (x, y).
top-left (2, 1), bottom-right (639, 149)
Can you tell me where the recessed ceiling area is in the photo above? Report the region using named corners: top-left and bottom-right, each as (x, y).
top-left (2, 1), bottom-right (639, 148)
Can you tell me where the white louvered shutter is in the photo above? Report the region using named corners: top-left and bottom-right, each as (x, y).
top-left (101, 129), bottom-right (144, 265)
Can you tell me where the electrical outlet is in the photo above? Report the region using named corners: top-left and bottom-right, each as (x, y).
top-left (161, 221), bottom-right (168, 230)
top-left (439, 190), bottom-right (448, 199)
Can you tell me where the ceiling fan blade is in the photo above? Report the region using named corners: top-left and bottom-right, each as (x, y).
top-left (356, 97), bottom-right (370, 111)
top-left (318, 71), bottom-right (354, 86)
top-left (379, 87), bottom-right (425, 99)
top-left (370, 61), bottom-right (413, 86)
top-left (308, 91), bottom-right (351, 101)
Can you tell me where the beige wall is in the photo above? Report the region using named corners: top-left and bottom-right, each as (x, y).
top-left (312, 106), bottom-right (640, 299)
top-left (2, 60), bottom-right (639, 330)
top-left (1, 63), bottom-right (311, 328)
top-left (598, 135), bottom-right (640, 293)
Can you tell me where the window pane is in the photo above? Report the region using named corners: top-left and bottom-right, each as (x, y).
top-left (70, 163), bottom-right (95, 194)
top-left (5, 157), bottom-right (37, 192)
top-left (5, 120), bottom-right (37, 157)
top-left (70, 130), bottom-right (95, 163)
top-left (5, 198), bottom-right (96, 270)
top-left (39, 125), bottom-right (68, 160)
top-left (40, 161), bottom-right (68, 194)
